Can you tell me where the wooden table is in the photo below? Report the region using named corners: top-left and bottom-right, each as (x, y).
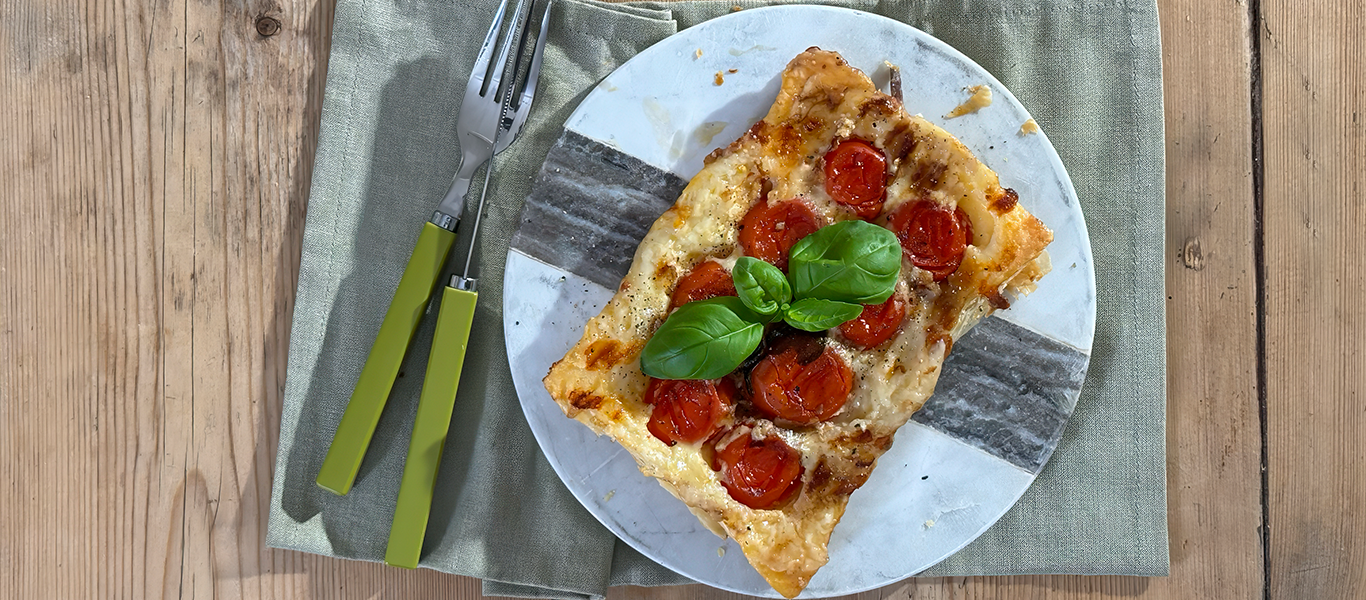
top-left (2, 1), bottom-right (1361, 598)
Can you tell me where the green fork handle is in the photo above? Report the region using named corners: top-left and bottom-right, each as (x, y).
top-left (384, 284), bottom-right (478, 568)
top-left (316, 222), bottom-right (457, 496)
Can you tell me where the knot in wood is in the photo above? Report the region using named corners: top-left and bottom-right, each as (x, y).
top-left (1181, 237), bottom-right (1204, 271)
top-left (255, 16), bottom-right (281, 37)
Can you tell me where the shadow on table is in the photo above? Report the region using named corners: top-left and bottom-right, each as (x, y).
top-left (273, 49), bottom-right (465, 552)
top-left (231, 0), bottom-right (487, 586)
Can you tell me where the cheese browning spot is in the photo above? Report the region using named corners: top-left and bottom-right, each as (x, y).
top-left (669, 203), bottom-right (692, 225)
top-left (744, 120), bottom-right (771, 146)
top-left (809, 460), bottom-right (833, 490)
top-left (989, 188), bottom-right (1019, 214)
top-left (653, 260), bottom-right (679, 288)
top-left (983, 288), bottom-right (1011, 310)
top-left (584, 339), bottom-right (635, 371)
top-left (820, 467), bottom-right (867, 497)
top-left (926, 327), bottom-right (954, 356)
top-left (912, 161), bottom-right (948, 189)
top-left (567, 389), bottom-right (605, 410)
top-left (857, 95), bottom-right (899, 119)
top-left (945, 85), bottom-right (992, 118)
top-left (769, 124), bottom-right (804, 167)
top-left (882, 123), bottom-right (917, 164)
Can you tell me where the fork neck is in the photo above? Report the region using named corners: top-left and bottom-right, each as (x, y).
top-left (432, 172), bottom-right (475, 231)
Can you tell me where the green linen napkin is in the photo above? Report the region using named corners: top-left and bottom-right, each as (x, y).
top-left (266, 0), bottom-right (1168, 598)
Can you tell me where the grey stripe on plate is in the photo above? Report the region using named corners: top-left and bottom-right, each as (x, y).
top-left (515, 129), bottom-right (1083, 474)
top-left (913, 316), bottom-right (1090, 473)
top-left (511, 129), bottom-right (688, 289)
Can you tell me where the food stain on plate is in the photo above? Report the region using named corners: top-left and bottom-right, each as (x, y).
top-left (642, 97), bottom-right (686, 161)
top-left (729, 44), bottom-right (777, 56)
top-left (693, 121), bottom-right (728, 147)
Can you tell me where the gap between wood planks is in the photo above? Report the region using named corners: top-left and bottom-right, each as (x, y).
top-left (1246, 0), bottom-right (1270, 598)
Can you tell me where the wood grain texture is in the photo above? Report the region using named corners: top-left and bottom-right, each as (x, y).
top-left (1260, 1), bottom-right (1366, 598)
top-left (0, 0), bottom-right (475, 597)
top-left (0, 0), bottom-right (1330, 598)
top-left (1155, 0), bottom-right (1267, 598)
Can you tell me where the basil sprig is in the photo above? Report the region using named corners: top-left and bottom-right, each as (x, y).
top-left (789, 220), bottom-right (901, 305)
top-left (639, 297), bottom-right (764, 380)
top-left (733, 257), bottom-right (791, 319)
top-left (640, 220), bottom-right (901, 380)
top-left (783, 298), bottom-right (864, 331)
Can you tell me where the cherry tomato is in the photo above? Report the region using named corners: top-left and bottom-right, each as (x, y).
top-left (747, 332), bottom-right (854, 424)
top-left (643, 378), bottom-right (734, 445)
top-left (669, 260), bottom-right (737, 310)
top-left (739, 199), bottom-right (820, 271)
top-left (823, 140), bottom-right (887, 219)
top-left (715, 431), bottom-right (804, 509)
top-left (838, 294), bottom-right (907, 349)
top-left (887, 200), bottom-right (973, 281)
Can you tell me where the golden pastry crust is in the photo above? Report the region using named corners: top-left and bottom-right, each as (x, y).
top-left (544, 48), bottom-right (1052, 598)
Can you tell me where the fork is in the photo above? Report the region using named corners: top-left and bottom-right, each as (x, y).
top-left (310, 0), bottom-right (550, 568)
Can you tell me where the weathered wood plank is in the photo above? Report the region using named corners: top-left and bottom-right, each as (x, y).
top-left (1260, 1), bottom-right (1366, 598)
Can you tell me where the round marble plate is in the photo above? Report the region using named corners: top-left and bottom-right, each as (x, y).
top-left (503, 6), bottom-right (1096, 597)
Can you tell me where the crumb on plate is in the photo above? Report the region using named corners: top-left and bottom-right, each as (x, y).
top-left (945, 85), bottom-right (992, 118)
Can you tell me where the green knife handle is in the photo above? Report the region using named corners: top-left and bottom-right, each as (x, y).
top-left (316, 222), bottom-right (457, 496)
top-left (384, 285), bottom-right (478, 568)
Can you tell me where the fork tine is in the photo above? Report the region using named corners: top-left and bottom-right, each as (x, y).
top-left (503, 0), bottom-right (537, 111)
top-left (519, 4), bottom-right (550, 110)
top-left (484, 0), bottom-right (531, 100)
top-left (494, 0), bottom-right (550, 153)
top-left (470, 0), bottom-right (511, 97)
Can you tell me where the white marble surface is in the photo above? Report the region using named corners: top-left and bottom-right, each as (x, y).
top-left (504, 250), bottom-right (1037, 597)
top-left (505, 5), bottom-right (1097, 596)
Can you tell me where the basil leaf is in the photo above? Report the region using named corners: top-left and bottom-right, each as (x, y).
top-left (789, 220), bottom-right (901, 304)
top-left (640, 297), bottom-right (764, 380)
top-left (782, 298), bottom-right (864, 332)
top-left (732, 257), bottom-right (792, 318)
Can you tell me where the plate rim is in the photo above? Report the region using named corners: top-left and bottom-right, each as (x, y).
top-left (504, 4), bottom-right (1097, 596)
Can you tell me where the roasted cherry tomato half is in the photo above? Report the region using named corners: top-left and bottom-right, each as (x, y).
top-left (888, 199), bottom-right (973, 281)
top-left (747, 332), bottom-right (854, 424)
top-left (739, 199), bottom-right (820, 271)
top-left (669, 260), bottom-right (737, 310)
top-left (838, 294), bottom-right (908, 349)
top-left (715, 430), bottom-right (804, 510)
top-left (823, 140), bottom-right (888, 219)
top-left (643, 377), bottom-right (734, 445)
